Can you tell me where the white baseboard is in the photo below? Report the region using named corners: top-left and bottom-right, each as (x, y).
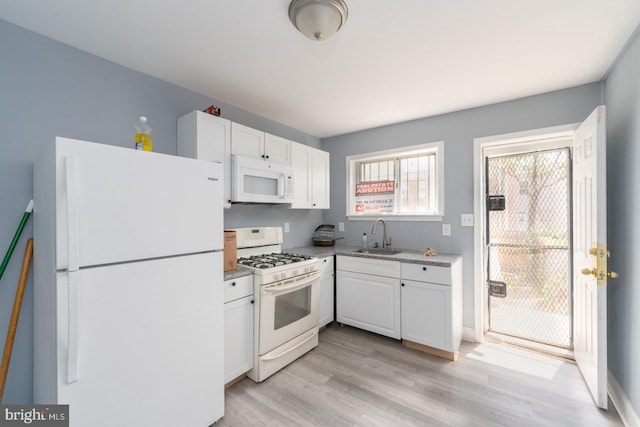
top-left (609, 370), bottom-right (640, 427)
top-left (462, 327), bottom-right (476, 342)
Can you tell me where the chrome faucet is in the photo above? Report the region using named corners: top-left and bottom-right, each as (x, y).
top-left (371, 218), bottom-right (392, 248)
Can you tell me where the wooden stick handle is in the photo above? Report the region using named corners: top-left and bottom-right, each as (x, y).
top-left (0, 238), bottom-right (33, 403)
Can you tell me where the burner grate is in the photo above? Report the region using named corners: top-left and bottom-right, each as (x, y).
top-left (237, 252), bottom-right (313, 269)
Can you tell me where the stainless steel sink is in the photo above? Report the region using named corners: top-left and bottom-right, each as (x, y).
top-left (353, 247), bottom-right (403, 255)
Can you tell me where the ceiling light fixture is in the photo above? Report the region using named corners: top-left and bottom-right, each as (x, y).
top-left (288, 0), bottom-right (349, 41)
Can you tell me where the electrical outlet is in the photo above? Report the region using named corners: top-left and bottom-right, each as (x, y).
top-left (442, 224), bottom-right (451, 236)
top-left (284, 222), bottom-right (290, 233)
top-left (338, 222), bottom-right (344, 232)
top-left (461, 214), bottom-right (474, 227)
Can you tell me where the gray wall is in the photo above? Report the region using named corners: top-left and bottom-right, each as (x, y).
top-left (0, 19), bottom-right (320, 403)
top-left (604, 28), bottom-right (640, 416)
top-left (321, 83), bottom-right (603, 330)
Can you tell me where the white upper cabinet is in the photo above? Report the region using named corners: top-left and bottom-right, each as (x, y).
top-left (230, 122), bottom-right (263, 159)
top-left (177, 110), bottom-right (232, 208)
top-left (264, 133), bottom-right (291, 164)
top-left (290, 142), bottom-right (313, 209)
top-left (231, 122), bottom-right (290, 165)
top-left (290, 141), bottom-right (330, 210)
top-left (311, 148), bottom-right (330, 209)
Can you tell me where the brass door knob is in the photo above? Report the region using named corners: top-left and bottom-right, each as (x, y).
top-left (589, 247), bottom-right (611, 257)
top-left (608, 271), bottom-right (619, 279)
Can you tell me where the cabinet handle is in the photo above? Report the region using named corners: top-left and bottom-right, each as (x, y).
top-left (266, 155), bottom-right (270, 159)
top-left (323, 259), bottom-right (327, 263)
top-left (422, 266), bottom-right (427, 271)
top-left (231, 281), bottom-right (236, 286)
top-left (401, 283), bottom-right (405, 287)
top-left (251, 300), bottom-right (254, 304)
top-left (261, 154), bottom-right (265, 159)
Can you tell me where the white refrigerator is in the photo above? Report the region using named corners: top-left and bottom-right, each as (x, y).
top-left (33, 137), bottom-right (224, 426)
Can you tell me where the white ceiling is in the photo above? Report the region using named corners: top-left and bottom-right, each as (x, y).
top-left (1, 1), bottom-right (639, 138)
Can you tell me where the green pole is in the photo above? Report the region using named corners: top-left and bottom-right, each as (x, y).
top-left (0, 200), bottom-right (34, 283)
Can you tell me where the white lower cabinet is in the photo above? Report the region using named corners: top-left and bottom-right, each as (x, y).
top-left (336, 257), bottom-right (401, 339)
top-left (336, 255), bottom-right (463, 360)
top-left (400, 260), bottom-right (463, 359)
top-left (401, 280), bottom-right (451, 350)
top-left (224, 275), bottom-right (254, 384)
top-left (318, 256), bottom-right (335, 328)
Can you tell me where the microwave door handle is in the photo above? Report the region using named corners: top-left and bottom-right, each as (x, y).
top-left (278, 175), bottom-right (285, 198)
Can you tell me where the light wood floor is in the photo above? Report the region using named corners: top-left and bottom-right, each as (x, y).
top-left (217, 324), bottom-right (623, 426)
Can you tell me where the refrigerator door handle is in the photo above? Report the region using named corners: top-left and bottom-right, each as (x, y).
top-left (65, 157), bottom-right (80, 272)
top-left (67, 270), bottom-right (80, 383)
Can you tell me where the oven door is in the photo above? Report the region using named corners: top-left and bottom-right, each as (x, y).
top-left (259, 270), bottom-right (320, 355)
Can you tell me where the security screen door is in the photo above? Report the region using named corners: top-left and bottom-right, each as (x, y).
top-left (486, 148), bottom-right (572, 349)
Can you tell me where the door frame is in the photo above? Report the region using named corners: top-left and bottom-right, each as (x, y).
top-left (472, 123), bottom-right (579, 342)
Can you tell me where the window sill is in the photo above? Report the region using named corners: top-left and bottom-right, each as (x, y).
top-left (347, 215), bottom-right (443, 222)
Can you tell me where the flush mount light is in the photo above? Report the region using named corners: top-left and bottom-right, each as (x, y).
top-left (288, 0), bottom-right (349, 41)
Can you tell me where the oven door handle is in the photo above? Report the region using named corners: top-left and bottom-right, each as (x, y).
top-left (262, 272), bottom-right (319, 296)
top-left (261, 328), bottom-right (318, 361)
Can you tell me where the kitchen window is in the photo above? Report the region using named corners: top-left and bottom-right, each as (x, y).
top-left (346, 142), bottom-right (444, 220)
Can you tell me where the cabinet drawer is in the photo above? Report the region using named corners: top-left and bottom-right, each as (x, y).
top-left (337, 256), bottom-right (400, 278)
top-left (224, 275), bottom-right (253, 303)
top-left (401, 263), bottom-right (451, 285)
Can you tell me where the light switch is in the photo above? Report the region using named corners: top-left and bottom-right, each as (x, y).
top-left (442, 224), bottom-right (451, 236)
top-left (284, 222), bottom-right (290, 233)
top-left (461, 214), bottom-right (474, 227)
top-left (338, 222), bottom-right (344, 232)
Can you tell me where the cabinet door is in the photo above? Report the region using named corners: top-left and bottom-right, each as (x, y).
top-left (311, 148), bottom-right (330, 209)
top-left (318, 257), bottom-right (335, 327)
top-left (231, 122), bottom-right (264, 160)
top-left (401, 280), bottom-right (452, 351)
top-left (224, 295), bottom-right (254, 383)
top-left (264, 133), bottom-right (291, 164)
top-left (290, 142), bottom-right (313, 209)
top-left (177, 111), bottom-right (232, 208)
top-left (336, 270), bottom-right (400, 339)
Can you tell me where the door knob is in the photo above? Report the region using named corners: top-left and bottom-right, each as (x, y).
top-left (589, 247), bottom-right (610, 257)
top-left (608, 271), bottom-right (619, 279)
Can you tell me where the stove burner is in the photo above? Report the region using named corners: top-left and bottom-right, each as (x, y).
top-left (237, 252), bottom-right (313, 269)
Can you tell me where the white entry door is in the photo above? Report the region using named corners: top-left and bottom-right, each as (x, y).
top-left (572, 105), bottom-right (609, 409)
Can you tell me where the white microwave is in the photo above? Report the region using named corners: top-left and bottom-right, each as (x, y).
top-left (231, 155), bottom-right (294, 204)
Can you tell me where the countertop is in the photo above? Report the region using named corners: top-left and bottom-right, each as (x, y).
top-left (284, 245), bottom-right (337, 259)
top-left (284, 245), bottom-right (462, 267)
top-left (223, 265), bottom-right (253, 281)
top-left (223, 246), bottom-right (462, 280)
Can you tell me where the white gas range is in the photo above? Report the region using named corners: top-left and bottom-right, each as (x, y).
top-left (235, 227), bottom-right (321, 382)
